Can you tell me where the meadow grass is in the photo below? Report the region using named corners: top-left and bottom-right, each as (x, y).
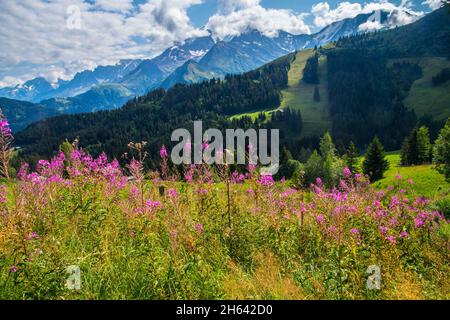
top-left (228, 49), bottom-right (332, 136)
top-left (370, 153), bottom-right (450, 199)
top-left (279, 50), bottom-right (332, 137)
top-left (393, 57), bottom-right (450, 121)
top-left (0, 148), bottom-right (449, 300)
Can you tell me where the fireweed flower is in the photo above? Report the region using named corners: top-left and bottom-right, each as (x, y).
top-left (230, 171), bottom-right (246, 184)
top-left (399, 231), bottom-right (409, 238)
top-left (10, 266), bottom-right (18, 273)
top-left (26, 231), bottom-right (40, 240)
top-left (258, 174), bottom-right (274, 187)
top-left (196, 188), bottom-right (208, 196)
top-left (196, 223), bottom-right (204, 234)
top-left (379, 226), bottom-right (388, 235)
top-left (0, 185), bottom-right (6, 203)
top-left (160, 145), bottom-right (168, 159)
top-left (0, 119), bottom-right (12, 136)
top-left (146, 200), bottom-right (162, 209)
top-left (386, 235), bottom-right (397, 245)
top-left (315, 177), bottom-right (323, 187)
top-left (354, 173), bottom-right (363, 180)
top-left (316, 214), bottom-right (325, 225)
top-left (343, 167), bottom-right (352, 178)
top-left (339, 180), bottom-right (348, 191)
top-left (280, 188), bottom-right (297, 198)
top-left (184, 165), bottom-right (196, 183)
top-left (167, 188), bottom-right (178, 198)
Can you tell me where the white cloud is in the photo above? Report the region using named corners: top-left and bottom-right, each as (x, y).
top-left (312, 1), bottom-right (423, 28)
top-left (94, 0), bottom-right (134, 13)
top-left (311, 2), bottom-right (362, 28)
top-left (207, 0), bottom-right (310, 39)
top-left (0, 0), bottom-right (433, 87)
top-left (422, 0), bottom-right (445, 10)
top-left (217, 0), bottom-right (261, 13)
top-left (0, 0), bottom-right (207, 86)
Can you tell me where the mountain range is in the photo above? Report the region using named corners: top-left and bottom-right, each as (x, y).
top-left (0, 8), bottom-right (426, 131)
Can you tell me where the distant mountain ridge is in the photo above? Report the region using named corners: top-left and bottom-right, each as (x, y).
top-left (0, 8), bottom-right (427, 128)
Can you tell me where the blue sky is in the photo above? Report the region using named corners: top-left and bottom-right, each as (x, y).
top-left (0, 0), bottom-right (440, 87)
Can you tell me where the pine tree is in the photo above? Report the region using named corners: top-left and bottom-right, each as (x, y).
top-left (433, 118), bottom-right (450, 181)
top-left (313, 86), bottom-right (321, 102)
top-left (400, 137), bottom-right (411, 166)
top-left (401, 128), bottom-right (419, 165)
top-left (417, 126), bottom-right (431, 164)
top-left (363, 136), bottom-right (389, 182)
top-left (303, 53), bottom-right (319, 84)
top-left (401, 126), bottom-right (431, 166)
top-left (319, 132), bottom-right (336, 158)
top-left (345, 141), bottom-right (359, 173)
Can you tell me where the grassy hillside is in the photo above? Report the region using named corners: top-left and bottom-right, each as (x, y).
top-left (279, 50), bottom-right (331, 137)
top-left (229, 49), bottom-right (333, 136)
top-left (397, 57), bottom-right (450, 121)
top-left (365, 153), bottom-right (450, 199)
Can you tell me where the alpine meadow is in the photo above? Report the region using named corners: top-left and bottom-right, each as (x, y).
top-left (0, 1), bottom-right (449, 302)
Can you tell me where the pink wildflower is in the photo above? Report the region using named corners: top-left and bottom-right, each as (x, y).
top-left (196, 223), bottom-right (204, 234)
top-left (160, 145), bottom-right (168, 159)
top-left (343, 167), bottom-right (352, 178)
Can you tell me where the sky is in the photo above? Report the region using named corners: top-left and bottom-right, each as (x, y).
top-left (0, 0), bottom-right (443, 87)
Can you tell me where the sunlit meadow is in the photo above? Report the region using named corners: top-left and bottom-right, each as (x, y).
top-left (0, 115), bottom-right (448, 300)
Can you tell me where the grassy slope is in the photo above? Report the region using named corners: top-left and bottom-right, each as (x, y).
top-left (370, 153), bottom-right (450, 199)
top-left (279, 50), bottom-right (332, 137)
top-left (229, 49), bottom-right (332, 136)
top-left (396, 57), bottom-right (450, 121)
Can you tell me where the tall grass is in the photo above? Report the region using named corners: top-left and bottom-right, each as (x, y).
top-left (0, 144), bottom-right (448, 300)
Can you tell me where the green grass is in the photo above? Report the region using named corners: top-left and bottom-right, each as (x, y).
top-left (229, 49), bottom-right (332, 135)
top-left (228, 108), bottom-right (276, 121)
top-left (393, 57), bottom-right (450, 121)
top-left (279, 50), bottom-right (332, 137)
top-left (369, 153), bottom-right (450, 199)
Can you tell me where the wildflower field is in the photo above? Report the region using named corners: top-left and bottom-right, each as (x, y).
top-left (0, 140), bottom-right (449, 300)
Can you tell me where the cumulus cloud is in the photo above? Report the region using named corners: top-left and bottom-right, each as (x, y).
top-left (422, 0), bottom-right (445, 10)
top-left (207, 0), bottom-right (310, 39)
top-left (94, 0), bottom-right (134, 13)
top-left (311, 2), bottom-right (362, 28)
top-left (0, 0), bottom-right (434, 87)
top-left (312, 1), bottom-right (423, 29)
top-left (217, 0), bottom-right (261, 13)
top-left (0, 0), bottom-right (207, 86)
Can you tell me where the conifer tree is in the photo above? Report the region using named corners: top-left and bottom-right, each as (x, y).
top-left (345, 141), bottom-right (359, 173)
top-left (433, 118), bottom-right (450, 181)
top-left (314, 86), bottom-right (321, 102)
top-left (417, 126), bottom-right (431, 164)
top-left (363, 136), bottom-right (389, 182)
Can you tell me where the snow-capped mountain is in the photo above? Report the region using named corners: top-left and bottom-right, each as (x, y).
top-left (168, 9), bottom-right (417, 84)
top-left (0, 9), bottom-right (424, 119)
top-left (151, 36), bottom-right (215, 76)
top-left (0, 77), bottom-right (54, 102)
top-left (42, 59), bottom-right (143, 100)
top-left (118, 35), bottom-right (215, 94)
top-left (312, 11), bottom-right (390, 46)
